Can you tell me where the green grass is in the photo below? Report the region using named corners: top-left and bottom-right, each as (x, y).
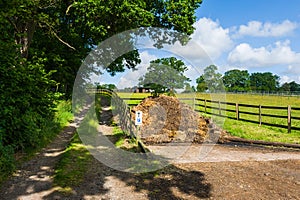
top-left (223, 118), bottom-right (300, 144)
top-left (54, 100), bottom-right (74, 128)
top-left (113, 126), bottom-right (127, 147)
top-left (53, 132), bottom-right (92, 194)
top-left (116, 92), bottom-right (300, 144)
top-left (111, 119), bottom-right (142, 152)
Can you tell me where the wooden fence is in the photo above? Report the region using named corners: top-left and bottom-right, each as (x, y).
top-left (96, 89), bottom-right (148, 152)
top-left (195, 98), bottom-right (300, 133)
top-left (121, 96), bottom-right (300, 133)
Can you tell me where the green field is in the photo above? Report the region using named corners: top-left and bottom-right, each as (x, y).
top-left (116, 92), bottom-right (300, 144)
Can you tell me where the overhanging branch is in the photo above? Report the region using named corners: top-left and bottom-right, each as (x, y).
top-left (52, 31), bottom-right (76, 50)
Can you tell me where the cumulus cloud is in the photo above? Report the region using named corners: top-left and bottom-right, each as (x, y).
top-left (164, 17), bottom-right (233, 70)
top-left (191, 18), bottom-right (233, 59)
top-left (237, 20), bottom-right (298, 37)
top-left (228, 40), bottom-right (300, 67)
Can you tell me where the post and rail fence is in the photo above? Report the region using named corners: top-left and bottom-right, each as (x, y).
top-left (91, 89), bottom-right (300, 133)
top-left (95, 89), bottom-right (148, 152)
top-left (194, 98), bottom-right (300, 133)
top-left (120, 96), bottom-right (300, 133)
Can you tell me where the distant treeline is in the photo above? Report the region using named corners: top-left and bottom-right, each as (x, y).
top-left (195, 65), bottom-right (300, 93)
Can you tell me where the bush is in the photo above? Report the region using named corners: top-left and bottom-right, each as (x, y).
top-left (0, 144), bottom-right (16, 183)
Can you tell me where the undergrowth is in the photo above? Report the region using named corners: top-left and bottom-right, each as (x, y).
top-left (0, 100), bottom-right (73, 185)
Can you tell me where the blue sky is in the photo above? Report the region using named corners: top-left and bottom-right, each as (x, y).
top-left (97, 0), bottom-right (300, 89)
top-left (193, 0), bottom-right (300, 83)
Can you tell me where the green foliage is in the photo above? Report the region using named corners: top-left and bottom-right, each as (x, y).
top-left (0, 0), bottom-right (202, 183)
top-left (223, 69), bottom-right (251, 92)
top-left (139, 57), bottom-right (190, 97)
top-left (196, 76), bottom-right (207, 92)
top-left (54, 100), bottom-right (74, 128)
top-left (279, 81), bottom-right (300, 93)
top-left (250, 72), bottom-right (280, 92)
top-left (0, 42), bottom-right (56, 150)
top-left (0, 144), bottom-right (16, 183)
top-left (2, 0), bottom-right (201, 96)
top-left (196, 65), bottom-right (224, 92)
top-left (197, 67), bottom-right (288, 93)
top-left (96, 83), bottom-right (117, 90)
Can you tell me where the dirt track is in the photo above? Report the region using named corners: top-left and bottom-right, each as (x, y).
top-left (0, 100), bottom-right (299, 200)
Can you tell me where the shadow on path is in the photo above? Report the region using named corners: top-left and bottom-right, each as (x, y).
top-left (0, 95), bottom-right (212, 200)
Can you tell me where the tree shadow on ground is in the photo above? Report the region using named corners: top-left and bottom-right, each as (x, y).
top-left (118, 164), bottom-right (211, 199)
top-left (43, 155), bottom-right (211, 199)
top-left (52, 95), bottom-right (211, 199)
top-left (0, 95), bottom-right (212, 199)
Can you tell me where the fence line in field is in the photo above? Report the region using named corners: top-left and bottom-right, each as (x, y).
top-left (194, 98), bottom-right (300, 133)
top-left (121, 96), bottom-right (300, 133)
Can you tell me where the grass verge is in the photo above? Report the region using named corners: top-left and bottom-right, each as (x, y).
top-left (0, 100), bottom-right (74, 186)
top-left (53, 132), bottom-right (92, 195)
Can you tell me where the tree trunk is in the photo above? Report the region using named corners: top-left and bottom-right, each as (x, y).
top-left (13, 18), bottom-right (36, 58)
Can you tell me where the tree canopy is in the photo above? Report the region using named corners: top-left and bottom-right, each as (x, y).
top-left (1, 0), bottom-right (202, 95)
top-left (195, 66), bottom-right (290, 93)
top-left (196, 65), bottom-right (224, 92)
top-left (223, 69), bottom-right (251, 92)
top-left (250, 72), bottom-right (280, 92)
top-left (0, 0), bottom-right (203, 172)
top-left (138, 57), bottom-right (190, 96)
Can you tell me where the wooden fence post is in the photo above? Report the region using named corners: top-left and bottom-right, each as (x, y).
top-left (218, 101), bottom-right (221, 115)
top-left (259, 105), bottom-right (262, 126)
top-left (204, 99), bottom-right (207, 113)
top-left (236, 103), bottom-right (239, 120)
top-left (288, 105), bottom-right (291, 133)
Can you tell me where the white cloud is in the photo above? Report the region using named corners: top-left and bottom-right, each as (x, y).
top-left (164, 17), bottom-right (233, 70)
top-left (279, 73), bottom-right (300, 85)
top-left (237, 20), bottom-right (298, 37)
top-left (191, 18), bottom-right (233, 59)
top-left (228, 40), bottom-right (300, 67)
top-left (280, 75), bottom-right (292, 84)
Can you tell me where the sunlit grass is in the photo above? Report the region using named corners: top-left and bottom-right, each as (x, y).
top-left (53, 132), bottom-right (92, 195)
top-left (223, 118), bottom-right (300, 144)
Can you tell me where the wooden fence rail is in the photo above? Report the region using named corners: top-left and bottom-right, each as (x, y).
top-left (195, 98), bottom-right (300, 133)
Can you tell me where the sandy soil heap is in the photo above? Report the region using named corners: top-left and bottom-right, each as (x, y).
top-left (131, 95), bottom-right (225, 144)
